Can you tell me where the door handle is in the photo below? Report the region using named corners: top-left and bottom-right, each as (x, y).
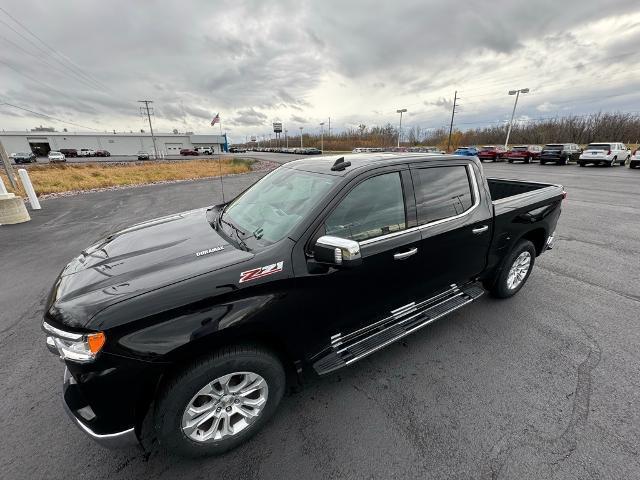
top-left (472, 225), bottom-right (489, 234)
top-left (393, 247), bottom-right (418, 260)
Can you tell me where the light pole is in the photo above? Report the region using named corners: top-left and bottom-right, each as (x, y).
top-left (505, 88), bottom-right (529, 149)
top-left (285, 129), bottom-right (288, 148)
top-left (319, 122), bottom-right (325, 152)
top-left (396, 108), bottom-right (407, 148)
top-left (299, 126), bottom-right (304, 148)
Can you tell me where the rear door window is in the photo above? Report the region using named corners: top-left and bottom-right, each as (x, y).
top-left (412, 166), bottom-right (474, 225)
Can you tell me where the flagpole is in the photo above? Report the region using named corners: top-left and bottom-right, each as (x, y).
top-left (213, 113), bottom-right (225, 203)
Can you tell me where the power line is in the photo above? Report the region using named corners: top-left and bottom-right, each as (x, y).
top-left (0, 102), bottom-right (100, 131)
top-left (0, 6), bottom-right (112, 94)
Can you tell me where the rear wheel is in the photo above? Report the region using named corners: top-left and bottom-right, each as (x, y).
top-left (485, 239), bottom-right (536, 299)
top-left (155, 344), bottom-right (286, 457)
top-left (578, 162), bottom-right (585, 167)
top-left (609, 157), bottom-right (617, 167)
top-left (524, 155), bottom-right (531, 164)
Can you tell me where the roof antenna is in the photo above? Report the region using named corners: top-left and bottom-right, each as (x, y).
top-left (331, 156), bottom-right (351, 171)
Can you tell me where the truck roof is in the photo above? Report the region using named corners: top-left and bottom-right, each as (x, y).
top-left (283, 152), bottom-right (474, 176)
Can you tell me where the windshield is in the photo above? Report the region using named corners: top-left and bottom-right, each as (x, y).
top-left (512, 146), bottom-right (527, 151)
top-left (481, 146), bottom-right (496, 150)
top-left (586, 143), bottom-right (611, 150)
top-left (544, 144), bottom-right (564, 149)
top-left (221, 167), bottom-right (337, 248)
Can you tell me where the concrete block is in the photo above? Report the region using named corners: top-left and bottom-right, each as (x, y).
top-left (0, 196), bottom-right (30, 225)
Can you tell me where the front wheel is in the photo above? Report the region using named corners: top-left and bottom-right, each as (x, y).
top-left (155, 344), bottom-right (286, 457)
top-left (485, 239), bottom-right (536, 298)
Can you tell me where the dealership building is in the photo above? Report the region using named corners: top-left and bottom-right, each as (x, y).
top-left (0, 131), bottom-right (228, 156)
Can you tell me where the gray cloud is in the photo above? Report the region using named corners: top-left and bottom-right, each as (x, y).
top-left (0, 0), bottom-right (639, 139)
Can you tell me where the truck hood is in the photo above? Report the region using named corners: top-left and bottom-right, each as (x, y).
top-left (46, 207), bottom-right (254, 328)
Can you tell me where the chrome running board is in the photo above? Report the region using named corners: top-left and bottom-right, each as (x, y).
top-left (313, 283), bottom-right (484, 375)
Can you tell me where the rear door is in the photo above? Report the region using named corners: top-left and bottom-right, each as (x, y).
top-left (409, 161), bottom-right (493, 295)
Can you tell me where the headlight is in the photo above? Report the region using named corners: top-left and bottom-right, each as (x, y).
top-left (43, 322), bottom-right (105, 363)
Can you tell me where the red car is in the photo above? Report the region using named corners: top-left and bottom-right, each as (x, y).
top-left (95, 149), bottom-right (111, 157)
top-left (180, 149), bottom-right (199, 156)
top-left (506, 145), bottom-right (542, 163)
top-left (477, 145), bottom-right (507, 162)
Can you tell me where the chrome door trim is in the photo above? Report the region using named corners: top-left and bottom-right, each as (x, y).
top-left (393, 248), bottom-right (418, 260)
top-left (359, 164), bottom-right (481, 247)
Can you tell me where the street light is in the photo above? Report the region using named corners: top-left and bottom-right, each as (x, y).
top-left (396, 108), bottom-right (407, 148)
top-left (285, 129), bottom-right (288, 148)
top-left (299, 126), bottom-right (304, 148)
top-left (319, 122), bottom-right (325, 153)
top-left (504, 88), bottom-right (529, 149)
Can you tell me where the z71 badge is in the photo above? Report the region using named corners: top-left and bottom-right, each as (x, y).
top-left (239, 261), bottom-right (284, 283)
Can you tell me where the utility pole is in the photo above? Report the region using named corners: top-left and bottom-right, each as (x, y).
top-left (299, 126), bottom-right (304, 148)
top-left (285, 129), bottom-right (288, 148)
top-left (447, 91), bottom-right (459, 153)
top-left (138, 100), bottom-right (159, 160)
top-left (319, 122), bottom-right (325, 152)
top-left (0, 141), bottom-right (17, 189)
top-left (505, 88), bottom-right (529, 149)
top-left (396, 109), bottom-right (407, 148)
top-left (328, 117), bottom-right (331, 138)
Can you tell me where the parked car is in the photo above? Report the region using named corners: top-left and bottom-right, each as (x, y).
top-left (137, 151), bottom-right (150, 160)
top-left (180, 149), bottom-right (199, 156)
top-left (59, 149), bottom-right (78, 158)
top-left (229, 146), bottom-right (247, 153)
top-left (477, 145), bottom-right (507, 162)
top-left (12, 152), bottom-right (36, 164)
top-left (78, 149), bottom-right (96, 157)
top-left (539, 144), bottom-right (581, 165)
top-left (453, 146), bottom-right (479, 156)
top-left (95, 150), bottom-right (111, 157)
top-left (630, 148), bottom-right (640, 169)
top-left (506, 145), bottom-right (542, 163)
top-left (577, 142), bottom-right (630, 167)
top-left (48, 151), bottom-right (66, 163)
top-left (195, 147), bottom-right (213, 155)
top-left (42, 153), bottom-right (564, 457)
top-left (304, 147), bottom-right (322, 155)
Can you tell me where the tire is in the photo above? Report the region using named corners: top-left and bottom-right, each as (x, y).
top-left (578, 162), bottom-right (585, 167)
top-left (623, 156), bottom-right (629, 166)
top-left (508, 159), bottom-right (513, 163)
top-left (485, 239), bottom-right (536, 299)
top-left (540, 161), bottom-right (545, 165)
top-left (524, 156), bottom-right (531, 164)
top-left (154, 344), bottom-right (286, 458)
top-left (609, 157), bottom-right (617, 167)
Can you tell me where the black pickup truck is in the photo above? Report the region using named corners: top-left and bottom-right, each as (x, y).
top-left (42, 153), bottom-right (564, 457)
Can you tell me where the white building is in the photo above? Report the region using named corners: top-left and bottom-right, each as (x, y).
top-left (0, 131), bottom-right (227, 156)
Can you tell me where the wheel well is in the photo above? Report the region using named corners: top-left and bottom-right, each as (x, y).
top-left (521, 228), bottom-right (547, 256)
top-left (134, 329), bottom-right (300, 440)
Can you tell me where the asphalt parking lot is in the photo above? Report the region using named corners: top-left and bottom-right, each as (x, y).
top-left (0, 156), bottom-right (638, 479)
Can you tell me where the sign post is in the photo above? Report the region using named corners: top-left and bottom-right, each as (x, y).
top-left (273, 122), bottom-right (283, 147)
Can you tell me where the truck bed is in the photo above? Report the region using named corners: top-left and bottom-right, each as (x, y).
top-left (487, 177), bottom-right (564, 216)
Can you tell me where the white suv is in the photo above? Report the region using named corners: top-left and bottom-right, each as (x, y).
top-left (578, 142), bottom-right (630, 167)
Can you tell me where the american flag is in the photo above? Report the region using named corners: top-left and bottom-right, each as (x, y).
top-left (211, 113), bottom-right (220, 126)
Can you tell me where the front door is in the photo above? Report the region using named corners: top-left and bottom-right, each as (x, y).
top-left (295, 167), bottom-right (427, 356)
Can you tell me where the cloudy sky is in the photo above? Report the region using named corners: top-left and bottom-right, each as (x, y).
top-left (1, 0), bottom-right (640, 141)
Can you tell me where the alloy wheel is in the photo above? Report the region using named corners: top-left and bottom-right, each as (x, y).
top-left (506, 251), bottom-right (532, 290)
top-left (181, 371), bottom-right (269, 443)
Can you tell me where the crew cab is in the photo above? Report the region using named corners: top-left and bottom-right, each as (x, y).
top-left (477, 145), bottom-right (507, 162)
top-left (578, 142), bottom-right (630, 167)
top-left (539, 143), bottom-right (581, 165)
top-left (506, 145), bottom-right (542, 163)
top-left (42, 153), bottom-right (564, 457)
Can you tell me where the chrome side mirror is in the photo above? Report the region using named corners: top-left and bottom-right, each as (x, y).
top-left (314, 235), bottom-right (362, 268)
